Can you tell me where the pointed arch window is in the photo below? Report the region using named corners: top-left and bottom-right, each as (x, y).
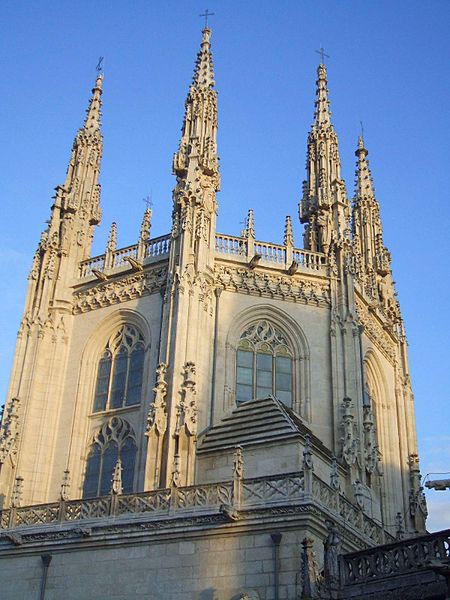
top-left (236, 320), bottom-right (293, 407)
top-left (83, 417), bottom-right (137, 498)
top-left (93, 325), bottom-right (146, 413)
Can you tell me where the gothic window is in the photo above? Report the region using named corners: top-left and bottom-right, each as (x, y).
top-left (93, 325), bottom-right (146, 413)
top-left (236, 320), bottom-right (293, 407)
top-left (83, 417), bottom-right (137, 498)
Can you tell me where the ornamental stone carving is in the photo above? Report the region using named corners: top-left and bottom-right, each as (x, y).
top-left (341, 398), bottom-right (358, 467)
top-left (73, 267), bottom-right (167, 313)
top-left (175, 362), bottom-right (197, 436)
top-left (330, 455), bottom-right (340, 491)
top-left (363, 405), bottom-right (382, 475)
top-left (146, 363), bottom-right (168, 436)
top-left (111, 458), bottom-right (123, 495)
top-left (215, 265), bottom-right (330, 306)
top-left (408, 453), bottom-right (427, 519)
top-left (0, 397), bottom-right (20, 465)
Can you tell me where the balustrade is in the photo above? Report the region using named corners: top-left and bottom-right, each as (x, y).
top-left (78, 234), bottom-right (171, 278)
top-left (145, 234), bottom-right (171, 258)
top-left (215, 233), bottom-right (326, 272)
top-left (0, 472), bottom-right (383, 547)
top-left (342, 529), bottom-right (450, 585)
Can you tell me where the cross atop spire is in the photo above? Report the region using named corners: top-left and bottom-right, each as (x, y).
top-left (199, 9), bottom-right (215, 28)
top-left (315, 46), bottom-right (330, 65)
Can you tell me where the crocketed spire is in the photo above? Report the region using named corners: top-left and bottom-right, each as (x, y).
top-left (192, 28), bottom-right (215, 89)
top-left (352, 136), bottom-right (397, 313)
top-left (173, 26), bottom-right (219, 185)
top-left (314, 64), bottom-right (331, 129)
top-left (83, 74), bottom-right (103, 131)
top-left (299, 64), bottom-right (349, 255)
top-left (354, 136), bottom-right (375, 202)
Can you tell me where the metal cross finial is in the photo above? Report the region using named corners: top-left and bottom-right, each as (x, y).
top-left (143, 194), bottom-right (153, 210)
top-left (315, 46), bottom-right (330, 64)
top-left (96, 56), bottom-right (104, 74)
top-left (200, 9), bottom-right (215, 28)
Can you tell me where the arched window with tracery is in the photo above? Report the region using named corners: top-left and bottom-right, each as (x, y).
top-left (83, 417), bottom-right (137, 498)
top-left (93, 325), bottom-right (146, 413)
top-left (235, 320), bottom-right (293, 407)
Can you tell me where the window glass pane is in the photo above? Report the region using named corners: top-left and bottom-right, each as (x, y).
top-left (237, 366), bottom-right (253, 385)
top-left (99, 441), bottom-right (118, 496)
top-left (256, 352), bottom-right (273, 398)
top-left (110, 347), bottom-right (128, 409)
top-left (93, 352), bottom-right (112, 412)
top-left (121, 437), bottom-right (136, 493)
top-left (237, 349), bottom-right (253, 368)
top-left (126, 344), bottom-right (145, 406)
top-left (276, 356), bottom-right (292, 374)
top-left (83, 445), bottom-right (101, 498)
top-left (276, 372), bottom-right (292, 391)
top-left (257, 370), bottom-right (272, 387)
top-left (256, 353), bottom-right (272, 370)
top-left (276, 390), bottom-right (292, 408)
top-left (275, 356), bottom-right (292, 407)
top-left (236, 383), bottom-right (253, 404)
top-left (256, 386), bottom-right (272, 399)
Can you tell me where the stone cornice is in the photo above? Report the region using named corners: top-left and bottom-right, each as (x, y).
top-left (72, 266), bottom-right (167, 314)
top-left (214, 263), bottom-right (331, 307)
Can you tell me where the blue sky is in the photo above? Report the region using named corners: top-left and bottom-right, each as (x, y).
top-left (1, 1), bottom-right (449, 530)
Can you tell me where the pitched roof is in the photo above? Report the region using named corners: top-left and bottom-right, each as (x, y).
top-left (198, 395), bottom-right (328, 454)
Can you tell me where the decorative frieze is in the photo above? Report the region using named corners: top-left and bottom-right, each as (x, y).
top-left (214, 264), bottom-right (330, 306)
top-left (73, 266), bottom-right (167, 313)
top-left (355, 296), bottom-right (397, 363)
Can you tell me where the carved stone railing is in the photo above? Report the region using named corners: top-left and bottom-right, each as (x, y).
top-left (145, 234), bottom-right (171, 259)
top-left (0, 472), bottom-right (385, 547)
top-left (215, 233), bottom-right (327, 273)
top-left (341, 529), bottom-right (450, 586)
top-left (215, 233), bottom-right (246, 257)
top-left (79, 234), bottom-right (171, 278)
top-left (242, 472), bottom-right (304, 505)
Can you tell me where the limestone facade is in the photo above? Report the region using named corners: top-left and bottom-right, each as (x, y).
top-left (0, 26), bottom-right (428, 599)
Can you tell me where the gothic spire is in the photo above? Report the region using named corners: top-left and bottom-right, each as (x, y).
top-left (354, 136), bottom-right (375, 202)
top-left (352, 137), bottom-right (397, 314)
top-left (60, 73), bottom-right (103, 228)
top-left (299, 64), bottom-right (349, 255)
top-left (192, 28), bottom-right (215, 89)
top-left (314, 64), bottom-right (332, 129)
top-left (172, 27), bottom-right (220, 185)
top-left (83, 74), bottom-right (103, 131)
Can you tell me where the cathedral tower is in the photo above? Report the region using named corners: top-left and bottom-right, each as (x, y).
top-left (0, 26), bottom-right (428, 600)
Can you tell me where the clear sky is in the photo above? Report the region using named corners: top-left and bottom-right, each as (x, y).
top-left (1, 0), bottom-right (449, 531)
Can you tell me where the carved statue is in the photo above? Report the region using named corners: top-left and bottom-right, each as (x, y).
top-left (317, 208), bottom-right (332, 254)
top-left (0, 397), bottom-right (20, 465)
top-left (111, 458), bottom-right (123, 495)
top-left (330, 455), bottom-right (340, 491)
top-left (147, 363), bottom-right (168, 436)
top-left (341, 398), bottom-right (358, 466)
top-left (302, 434), bottom-right (314, 471)
top-left (323, 520), bottom-right (341, 590)
top-left (233, 446), bottom-right (244, 480)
